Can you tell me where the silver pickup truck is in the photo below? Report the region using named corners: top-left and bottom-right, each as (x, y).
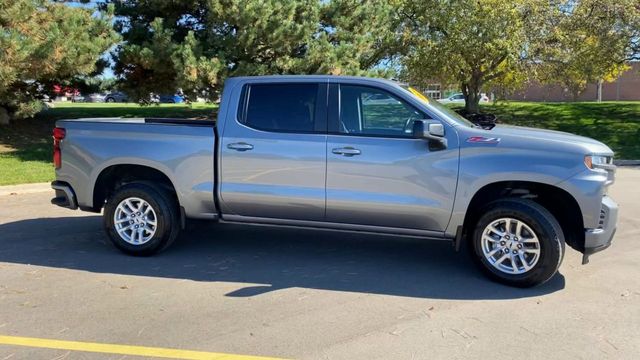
top-left (51, 75), bottom-right (618, 287)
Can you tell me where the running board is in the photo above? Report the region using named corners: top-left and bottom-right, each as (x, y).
top-left (219, 215), bottom-right (453, 242)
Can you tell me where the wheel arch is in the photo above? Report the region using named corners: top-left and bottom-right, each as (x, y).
top-left (462, 180), bottom-right (585, 253)
top-left (91, 163), bottom-right (179, 212)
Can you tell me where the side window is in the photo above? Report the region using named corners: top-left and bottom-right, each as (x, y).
top-left (339, 85), bottom-right (424, 137)
top-left (240, 83), bottom-right (319, 132)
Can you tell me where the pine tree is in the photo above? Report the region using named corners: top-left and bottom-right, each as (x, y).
top-left (0, 0), bottom-right (118, 123)
top-left (104, 0), bottom-right (397, 102)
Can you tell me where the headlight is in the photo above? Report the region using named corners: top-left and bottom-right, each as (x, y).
top-left (584, 155), bottom-right (613, 170)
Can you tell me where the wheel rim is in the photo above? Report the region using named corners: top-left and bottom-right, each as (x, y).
top-left (113, 197), bottom-right (158, 245)
top-left (481, 217), bottom-right (541, 275)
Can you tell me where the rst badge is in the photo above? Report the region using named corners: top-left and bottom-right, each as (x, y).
top-left (466, 136), bottom-right (501, 144)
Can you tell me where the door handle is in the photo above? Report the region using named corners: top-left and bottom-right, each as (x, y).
top-left (332, 147), bottom-right (361, 156)
top-left (227, 142), bottom-right (254, 151)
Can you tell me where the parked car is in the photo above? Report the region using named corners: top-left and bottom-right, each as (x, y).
top-left (50, 75), bottom-right (617, 288)
top-left (152, 94), bottom-right (185, 104)
top-left (104, 91), bottom-right (129, 103)
top-left (70, 95), bottom-right (85, 103)
top-left (438, 93), bottom-right (490, 104)
top-left (85, 93), bottom-right (106, 103)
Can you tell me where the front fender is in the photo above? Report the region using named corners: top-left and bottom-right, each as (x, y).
top-left (445, 145), bottom-right (585, 236)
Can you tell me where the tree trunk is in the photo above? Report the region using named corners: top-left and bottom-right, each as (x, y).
top-left (596, 79), bottom-right (603, 102)
top-left (462, 82), bottom-right (481, 114)
top-left (0, 107), bottom-right (10, 125)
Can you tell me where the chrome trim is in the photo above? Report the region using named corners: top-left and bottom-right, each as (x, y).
top-left (594, 163), bottom-right (616, 171)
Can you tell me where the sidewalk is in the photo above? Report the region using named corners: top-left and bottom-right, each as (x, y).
top-left (0, 182), bottom-right (51, 196)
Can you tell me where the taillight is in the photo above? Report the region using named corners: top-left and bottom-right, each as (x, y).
top-left (53, 127), bottom-right (66, 169)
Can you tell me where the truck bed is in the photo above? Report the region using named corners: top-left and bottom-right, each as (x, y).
top-left (55, 117), bottom-right (218, 219)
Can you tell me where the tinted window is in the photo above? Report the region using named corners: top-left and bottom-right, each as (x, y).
top-left (242, 83), bottom-right (319, 132)
top-left (339, 85), bottom-right (423, 137)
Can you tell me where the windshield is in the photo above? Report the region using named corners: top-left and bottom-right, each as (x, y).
top-left (400, 85), bottom-right (476, 127)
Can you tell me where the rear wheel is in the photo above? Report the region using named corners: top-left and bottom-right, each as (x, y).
top-left (104, 182), bottom-right (180, 256)
top-left (470, 198), bottom-right (565, 287)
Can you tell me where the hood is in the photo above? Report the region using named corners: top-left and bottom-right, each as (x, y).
top-left (489, 124), bottom-right (614, 155)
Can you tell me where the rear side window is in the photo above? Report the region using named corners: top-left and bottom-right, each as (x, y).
top-left (239, 83), bottom-right (320, 132)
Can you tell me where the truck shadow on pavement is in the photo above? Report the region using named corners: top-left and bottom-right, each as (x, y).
top-left (0, 216), bottom-right (565, 300)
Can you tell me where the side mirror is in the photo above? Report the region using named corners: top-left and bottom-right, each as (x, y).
top-left (413, 120), bottom-right (447, 148)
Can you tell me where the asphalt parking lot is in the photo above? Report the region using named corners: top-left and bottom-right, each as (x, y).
top-left (0, 169), bottom-right (639, 359)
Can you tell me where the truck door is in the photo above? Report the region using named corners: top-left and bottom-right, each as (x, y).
top-left (325, 83), bottom-right (458, 232)
top-left (219, 82), bottom-right (327, 221)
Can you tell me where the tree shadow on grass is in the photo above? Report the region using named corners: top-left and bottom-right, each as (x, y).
top-left (0, 142), bottom-right (51, 162)
top-left (0, 216), bottom-right (565, 300)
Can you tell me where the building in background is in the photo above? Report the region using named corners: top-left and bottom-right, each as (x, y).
top-left (507, 62), bottom-right (640, 102)
top-left (415, 84), bottom-right (460, 100)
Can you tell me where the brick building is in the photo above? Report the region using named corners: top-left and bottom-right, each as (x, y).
top-left (507, 61), bottom-right (640, 102)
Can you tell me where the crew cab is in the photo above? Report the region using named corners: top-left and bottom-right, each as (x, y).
top-left (51, 75), bottom-right (618, 287)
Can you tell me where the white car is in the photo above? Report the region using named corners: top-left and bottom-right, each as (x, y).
top-left (438, 93), bottom-right (490, 104)
top-left (85, 93), bottom-right (106, 103)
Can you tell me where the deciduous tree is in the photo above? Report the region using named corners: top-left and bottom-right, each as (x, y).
top-left (399, 0), bottom-right (640, 110)
top-left (534, 0), bottom-right (640, 100)
top-left (399, 0), bottom-right (548, 113)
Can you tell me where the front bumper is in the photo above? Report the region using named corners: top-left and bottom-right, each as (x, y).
top-left (51, 181), bottom-right (78, 210)
top-left (582, 195), bottom-right (618, 264)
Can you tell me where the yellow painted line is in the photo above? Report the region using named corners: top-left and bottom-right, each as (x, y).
top-left (0, 335), bottom-right (285, 360)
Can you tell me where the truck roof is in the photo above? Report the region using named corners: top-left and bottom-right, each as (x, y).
top-left (226, 74), bottom-right (403, 86)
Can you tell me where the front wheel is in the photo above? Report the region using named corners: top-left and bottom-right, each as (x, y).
top-left (470, 198), bottom-right (565, 287)
top-left (104, 182), bottom-right (180, 256)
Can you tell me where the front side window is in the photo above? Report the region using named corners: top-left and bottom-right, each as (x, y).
top-left (241, 83), bottom-right (319, 132)
top-left (339, 85), bottom-right (424, 137)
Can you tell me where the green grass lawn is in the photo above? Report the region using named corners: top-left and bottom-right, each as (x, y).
top-left (476, 101), bottom-right (640, 160)
top-left (0, 101), bottom-right (638, 186)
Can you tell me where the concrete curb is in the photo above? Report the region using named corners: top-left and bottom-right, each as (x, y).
top-left (614, 160), bottom-right (640, 166)
top-left (0, 182), bottom-right (52, 196)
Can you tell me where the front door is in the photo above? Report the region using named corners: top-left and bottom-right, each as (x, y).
top-left (219, 82), bottom-right (327, 221)
top-left (325, 84), bottom-right (458, 232)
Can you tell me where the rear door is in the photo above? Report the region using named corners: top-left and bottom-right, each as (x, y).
top-left (219, 81), bottom-right (328, 221)
top-left (325, 83), bottom-right (459, 232)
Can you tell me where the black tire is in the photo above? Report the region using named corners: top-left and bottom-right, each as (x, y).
top-left (470, 198), bottom-right (565, 287)
top-left (106, 97), bottom-right (115, 103)
top-left (103, 182), bottom-right (181, 256)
